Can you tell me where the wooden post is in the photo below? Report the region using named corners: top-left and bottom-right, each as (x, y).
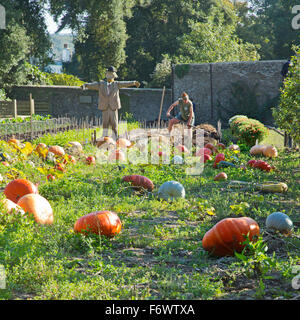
top-left (30, 94), bottom-right (34, 140)
top-left (13, 99), bottom-right (17, 118)
top-left (158, 86), bottom-right (166, 129)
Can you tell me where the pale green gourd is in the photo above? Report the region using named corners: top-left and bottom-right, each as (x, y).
top-left (158, 181), bottom-right (185, 201)
top-left (266, 212), bottom-right (293, 234)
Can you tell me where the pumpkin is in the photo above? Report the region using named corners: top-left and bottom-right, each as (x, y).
top-left (74, 210), bottom-right (122, 237)
top-left (195, 148), bottom-right (212, 157)
top-left (108, 149), bottom-right (126, 162)
top-left (200, 154), bottom-right (212, 163)
top-left (0, 198), bottom-right (25, 215)
top-left (253, 160), bottom-right (271, 172)
top-left (86, 156), bottom-right (96, 165)
top-left (17, 194), bottom-right (54, 225)
top-left (202, 217), bottom-right (260, 257)
top-left (96, 137), bottom-right (116, 148)
top-left (204, 143), bottom-right (217, 154)
top-left (116, 138), bottom-right (131, 149)
top-left (228, 144), bottom-right (240, 151)
top-left (35, 143), bottom-right (47, 154)
top-left (250, 145), bottom-right (265, 156)
top-left (175, 144), bottom-right (190, 154)
top-left (214, 172), bottom-right (228, 181)
top-left (67, 141), bottom-right (83, 154)
top-left (8, 138), bottom-right (21, 146)
top-left (213, 153), bottom-right (225, 168)
top-left (266, 212), bottom-right (293, 234)
top-left (247, 159), bottom-right (257, 167)
top-left (173, 155), bottom-right (184, 164)
top-left (48, 145), bottom-right (65, 157)
top-left (4, 179), bottom-right (38, 204)
top-left (122, 175), bottom-right (154, 192)
top-left (262, 145), bottom-right (278, 158)
top-left (217, 143), bottom-right (226, 149)
top-left (158, 181), bottom-right (185, 201)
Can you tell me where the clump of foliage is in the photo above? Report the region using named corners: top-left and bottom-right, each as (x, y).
top-left (47, 73), bottom-right (84, 86)
top-left (273, 45), bottom-right (300, 145)
top-left (230, 116), bottom-right (269, 146)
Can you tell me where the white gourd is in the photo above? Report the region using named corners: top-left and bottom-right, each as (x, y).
top-left (173, 155), bottom-right (184, 164)
top-left (266, 212), bottom-right (293, 234)
top-left (158, 181), bottom-right (185, 201)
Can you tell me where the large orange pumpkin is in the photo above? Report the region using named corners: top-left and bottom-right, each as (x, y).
top-left (48, 145), bottom-right (65, 157)
top-left (17, 194), bottom-right (54, 225)
top-left (202, 217), bottom-right (260, 257)
top-left (4, 179), bottom-right (38, 204)
top-left (74, 211), bottom-right (122, 237)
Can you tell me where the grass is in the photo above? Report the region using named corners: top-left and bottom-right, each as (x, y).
top-left (0, 127), bottom-right (299, 300)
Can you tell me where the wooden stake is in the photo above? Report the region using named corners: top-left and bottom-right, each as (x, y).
top-left (158, 86), bottom-right (166, 128)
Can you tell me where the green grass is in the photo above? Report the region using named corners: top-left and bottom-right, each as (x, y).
top-left (0, 129), bottom-right (299, 300)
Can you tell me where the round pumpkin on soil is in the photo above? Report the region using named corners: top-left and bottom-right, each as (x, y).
top-left (17, 193), bottom-right (54, 225)
top-left (4, 179), bottom-right (38, 204)
top-left (48, 145), bottom-right (65, 157)
top-left (202, 217), bottom-right (260, 257)
top-left (74, 211), bottom-right (122, 237)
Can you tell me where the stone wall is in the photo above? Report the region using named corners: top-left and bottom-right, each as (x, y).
top-left (9, 85), bottom-right (172, 122)
top-left (173, 60), bottom-right (286, 126)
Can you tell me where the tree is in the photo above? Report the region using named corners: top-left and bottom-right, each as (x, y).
top-left (48, 0), bottom-right (134, 81)
top-left (235, 0), bottom-right (300, 60)
top-left (273, 45), bottom-right (300, 145)
top-left (176, 7), bottom-right (260, 63)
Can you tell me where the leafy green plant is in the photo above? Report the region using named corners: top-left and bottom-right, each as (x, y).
top-left (47, 73), bottom-right (84, 86)
top-left (230, 117), bottom-right (269, 146)
top-left (235, 235), bottom-right (277, 278)
top-left (273, 45), bottom-right (300, 145)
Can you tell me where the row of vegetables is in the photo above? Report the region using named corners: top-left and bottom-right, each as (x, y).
top-left (0, 136), bottom-right (294, 258)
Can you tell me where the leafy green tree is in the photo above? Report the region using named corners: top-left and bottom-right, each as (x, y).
top-left (48, 0), bottom-right (134, 81)
top-left (0, 23), bottom-right (31, 88)
top-left (273, 45), bottom-right (300, 145)
top-left (235, 0), bottom-right (300, 60)
top-left (176, 7), bottom-right (260, 63)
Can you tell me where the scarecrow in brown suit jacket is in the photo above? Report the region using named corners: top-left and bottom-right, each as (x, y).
top-left (82, 66), bottom-right (140, 138)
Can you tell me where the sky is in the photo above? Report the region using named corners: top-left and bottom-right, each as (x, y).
top-left (44, 10), bottom-right (72, 34)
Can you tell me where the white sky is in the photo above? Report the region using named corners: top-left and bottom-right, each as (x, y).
top-left (44, 10), bottom-right (72, 34)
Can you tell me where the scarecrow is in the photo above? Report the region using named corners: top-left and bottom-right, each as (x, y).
top-left (82, 66), bottom-right (140, 138)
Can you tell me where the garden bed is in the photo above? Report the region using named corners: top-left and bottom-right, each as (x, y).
top-left (0, 126), bottom-right (299, 300)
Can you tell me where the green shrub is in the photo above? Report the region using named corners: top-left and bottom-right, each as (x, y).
top-left (47, 73), bottom-right (84, 86)
top-left (273, 45), bottom-right (300, 145)
top-left (230, 117), bottom-right (269, 146)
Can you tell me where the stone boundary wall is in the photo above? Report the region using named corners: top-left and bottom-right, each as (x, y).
top-left (9, 85), bottom-right (172, 123)
top-left (172, 60), bottom-right (286, 126)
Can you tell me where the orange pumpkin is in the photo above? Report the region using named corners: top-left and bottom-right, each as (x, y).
top-left (214, 172), bottom-right (228, 181)
top-left (48, 145), bottom-right (65, 157)
top-left (8, 138), bottom-right (21, 146)
top-left (17, 194), bottom-right (53, 225)
top-left (4, 179), bottom-right (38, 204)
top-left (262, 145), bottom-right (278, 158)
top-left (96, 137), bottom-right (116, 148)
top-left (116, 138), bottom-right (131, 149)
top-left (74, 211), bottom-right (122, 237)
top-left (108, 149), bottom-right (126, 162)
top-left (202, 217), bottom-right (260, 257)
top-left (122, 175), bottom-right (154, 192)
